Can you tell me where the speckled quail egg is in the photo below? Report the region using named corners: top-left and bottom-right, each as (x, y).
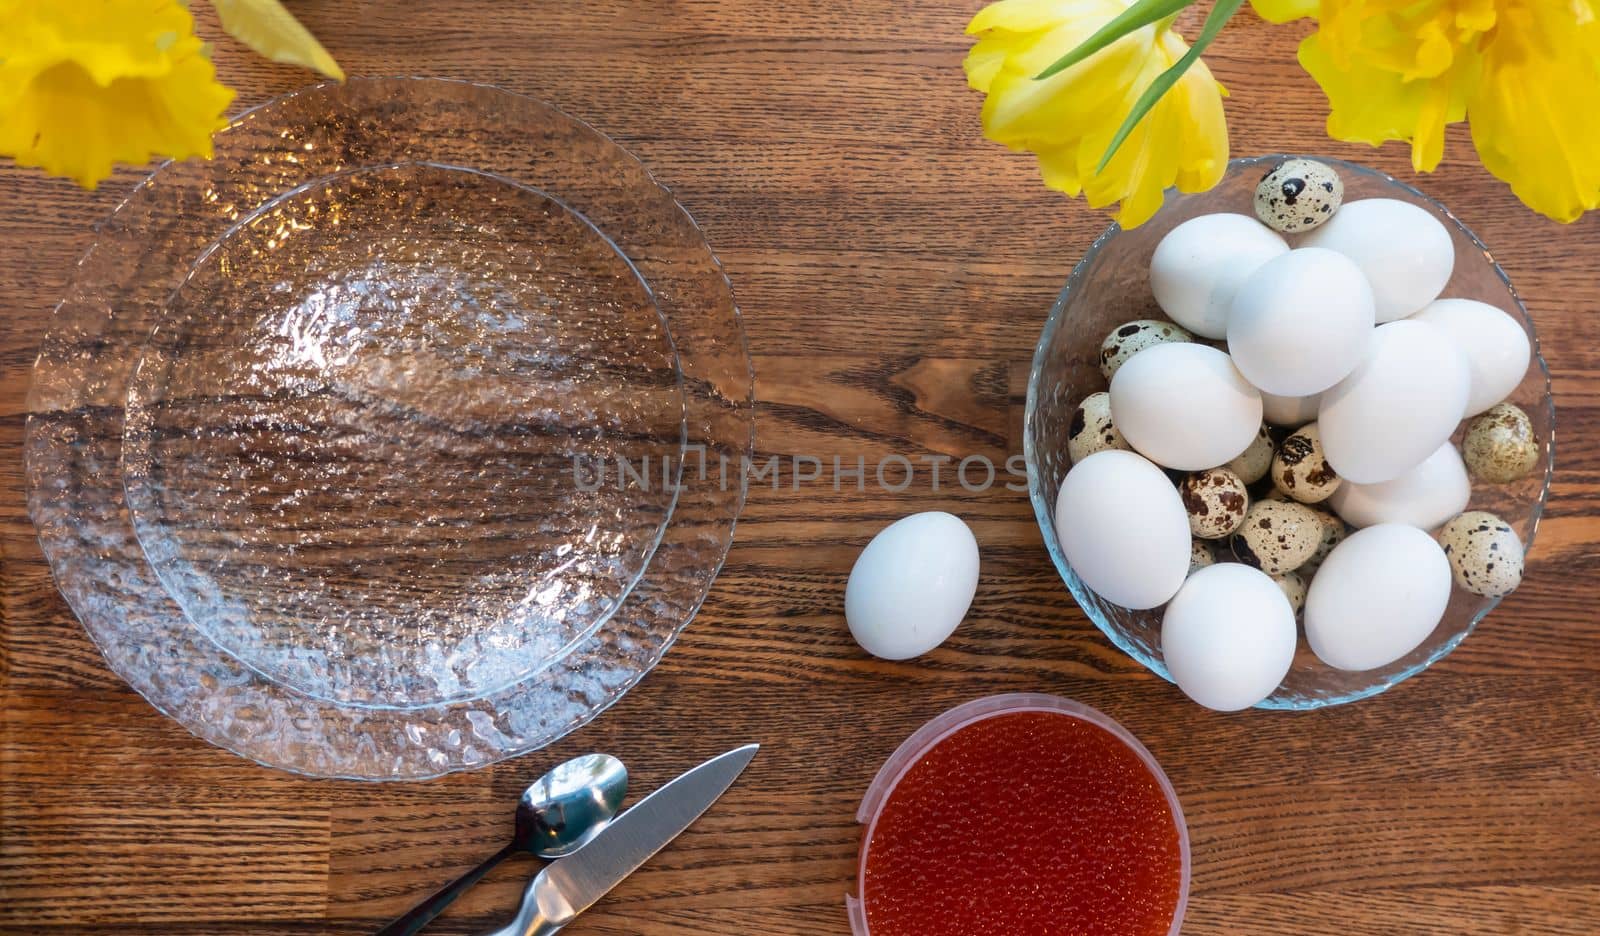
top-left (1303, 507), bottom-right (1349, 572)
top-left (1229, 499), bottom-right (1323, 574)
top-left (1190, 540), bottom-right (1216, 574)
top-left (1099, 319), bottom-right (1193, 380)
top-left (1272, 422), bottom-right (1342, 504)
top-left (1254, 159), bottom-right (1343, 233)
top-left (1439, 511), bottom-right (1524, 598)
top-left (1180, 468), bottom-right (1251, 539)
top-left (1272, 570), bottom-right (1308, 613)
top-left (1225, 424), bottom-right (1274, 484)
top-left (1068, 391), bottom-right (1131, 464)
top-left (1462, 402), bottom-right (1539, 483)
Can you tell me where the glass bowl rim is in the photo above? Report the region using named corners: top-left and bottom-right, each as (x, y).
top-left (1023, 154), bottom-right (1556, 711)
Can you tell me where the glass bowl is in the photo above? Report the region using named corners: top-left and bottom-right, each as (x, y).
top-left (1024, 156), bottom-right (1554, 710)
top-left (27, 77), bottom-right (755, 777)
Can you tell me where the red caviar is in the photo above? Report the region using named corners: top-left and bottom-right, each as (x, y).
top-left (861, 710), bottom-right (1184, 936)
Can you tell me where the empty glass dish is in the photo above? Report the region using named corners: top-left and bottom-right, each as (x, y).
top-left (28, 78), bottom-right (754, 777)
top-left (123, 161), bottom-right (686, 708)
top-left (1025, 156), bottom-right (1553, 709)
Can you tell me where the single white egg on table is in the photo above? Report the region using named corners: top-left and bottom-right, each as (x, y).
top-left (1161, 563), bottom-right (1297, 712)
top-left (1408, 298), bottom-right (1531, 417)
top-left (1228, 247), bottom-right (1376, 396)
top-left (1305, 523), bottom-right (1452, 671)
top-left (1300, 198), bottom-right (1455, 322)
top-left (1149, 213), bottom-right (1289, 339)
top-left (1261, 390), bottom-right (1321, 427)
top-left (1110, 343), bottom-right (1264, 471)
top-left (845, 511), bottom-right (979, 660)
top-left (1319, 320), bottom-right (1470, 484)
top-left (1327, 442), bottom-right (1469, 530)
top-left (1054, 450), bottom-right (1191, 610)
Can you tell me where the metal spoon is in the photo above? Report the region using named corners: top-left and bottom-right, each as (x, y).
top-left (376, 753), bottom-right (628, 936)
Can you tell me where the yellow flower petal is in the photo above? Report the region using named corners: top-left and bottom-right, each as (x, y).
top-left (1293, 0), bottom-right (1598, 218)
top-left (968, 0), bottom-right (1112, 36)
top-left (1036, 144), bottom-right (1084, 196)
top-left (0, 0), bottom-right (236, 189)
top-left (209, 0), bottom-right (345, 81)
top-left (1103, 115), bottom-right (1181, 226)
top-left (1250, 0), bottom-right (1320, 23)
top-left (1411, 21), bottom-right (1458, 79)
top-left (1297, 4), bottom-right (1477, 172)
top-left (1467, 2), bottom-right (1600, 221)
top-left (1454, 0), bottom-right (1499, 32)
top-left (1169, 58), bottom-right (1230, 193)
top-left (964, 43), bottom-right (1010, 92)
top-left (963, 0), bottom-right (1230, 227)
top-left (978, 25), bottom-right (1151, 147)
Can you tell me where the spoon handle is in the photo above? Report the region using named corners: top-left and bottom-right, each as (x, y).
top-left (376, 842), bottom-right (519, 936)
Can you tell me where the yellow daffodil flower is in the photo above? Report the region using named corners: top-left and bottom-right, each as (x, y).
top-left (1258, 0), bottom-right (1600, 222)
top-left (0, 0), bottom-right (236, 189)
top-left (965, 0), bottom-right (1230, 227)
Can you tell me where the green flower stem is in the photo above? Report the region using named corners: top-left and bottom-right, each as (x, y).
top-left (1034, 0), bottom-right (1195, 80)
top-left (1095, 0), bottom-right (1246, 172)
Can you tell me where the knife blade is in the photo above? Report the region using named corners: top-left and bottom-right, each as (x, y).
top-left (481, 744), bottom-right (758, 936)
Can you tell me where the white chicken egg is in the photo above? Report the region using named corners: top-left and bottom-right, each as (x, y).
top-left (1228, 247), bottom-right (1376, 396)
top-left (1149, 213), bottom-right (1289, 338)
top-left (1110, 343), bottom-right (1264, 471)
top-left (1408, 298), bottom-right (1531, 416)
top-left (1318, 320), bottom-right (1470, 484)
top-left (1161, 563), bottom-right (1297, 711)
top-left (845, 512), bottom-right (979, 660)
top-left (1327, 442), bottom-right (1469, 530)
top-left (1054, 450), bottom-right (1191, 610)
top-left (1261, 390), bottom-right (1321, 427)
top-left (1305, 523), bottom-right (1452, 671)
top-left (1300, 198), bottom-right (1454, 322)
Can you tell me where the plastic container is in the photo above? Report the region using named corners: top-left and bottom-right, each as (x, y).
top-left (847, 693), bottom-right (1191, 935)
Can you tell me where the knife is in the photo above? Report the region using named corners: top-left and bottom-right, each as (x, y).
top-left (479, 744), bottom-right (759, 936)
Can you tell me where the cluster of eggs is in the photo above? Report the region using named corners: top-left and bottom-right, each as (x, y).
top-left (1055, 159), bottom-right (1540, 712)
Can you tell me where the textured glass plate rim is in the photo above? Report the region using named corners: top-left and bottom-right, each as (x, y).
top-left (844, 692), bottom-right (1190, 936)
top-left (1023, 154), bottom-right (1556, 711)
top-left (120, 157), bottom-right (690, 709)
top-left (25, 76), bottom-right (756, 779)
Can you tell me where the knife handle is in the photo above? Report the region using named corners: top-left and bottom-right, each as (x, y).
top-left (478, 871), bottom-right (570, 936)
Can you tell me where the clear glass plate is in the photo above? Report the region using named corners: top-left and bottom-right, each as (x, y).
top-left (123, 161), bottom-right (686, 709)
top-left (27, 78), bottom-right (753, 777)
top-left (1025, 156), bottom-right (1554, 710)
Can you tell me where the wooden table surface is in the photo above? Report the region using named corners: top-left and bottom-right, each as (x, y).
top-left (3, 2), bottom-right (1598, 933)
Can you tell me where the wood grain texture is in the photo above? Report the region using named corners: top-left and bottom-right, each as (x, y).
top-left (3, 1), bottom-right (1598, 933)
